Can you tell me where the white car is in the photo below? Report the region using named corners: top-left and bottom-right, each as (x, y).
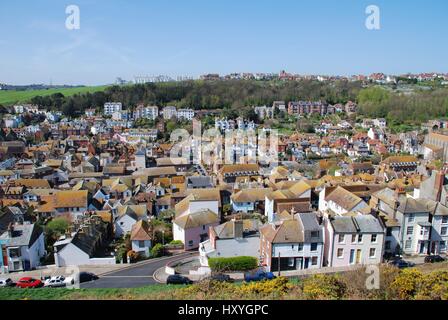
top-left (43, 276), bottom-right (74, 288)
top-left (0, 278), bottom-right (14, 287)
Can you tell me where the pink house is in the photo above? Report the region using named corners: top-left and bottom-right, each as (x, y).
top-left (173, 209), bottom-right (220, 250)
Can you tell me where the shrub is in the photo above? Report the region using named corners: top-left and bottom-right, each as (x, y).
top-left (169, 240), bottom-right (184, 245)
top-left (208, 256), bottom-right (258, 272)
top-left (391, 268), bottom-right (424, 300)
top-left (415, 271), bottom-right (448, 300)
top-left (151, 244), bottom-right (164, 258)
top-left (302, 274), bottom-right (346, 300)
top-left (238, 277), bottom-right (293, 297)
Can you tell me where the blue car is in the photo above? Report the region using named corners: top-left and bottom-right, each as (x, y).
top-left (244, 270), bottom-right (276, 282)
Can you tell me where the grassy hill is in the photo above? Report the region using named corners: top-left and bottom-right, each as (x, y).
top-left (0, 85), bottom-right (110, 105)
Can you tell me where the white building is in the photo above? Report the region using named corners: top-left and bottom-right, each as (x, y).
top-left (134, 105), bottom-right (159, 120)
top-left (0, 223), bottom-right (46, 273)
top-left (177, 109), bottom-right (195, 121)
top-left (163, 106), bottom-right (177, 120)
top-left (104, 102), bottom-right (122, 115)
top-left (323, 214), bottom-right (385, 267)
top-left (13, 105), bottom-right (25, 114)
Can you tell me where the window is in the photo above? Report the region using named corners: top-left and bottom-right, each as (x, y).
top-left (409, 214), bottom-right (415, 222)
top-left (288, 258), bottom-right (295, 267)
top-left (202, 225), bottom-right (206, 231)
top-left (440, 241), bottom-right (447, 252)
top-left (310, 243), bottom-right (318, 252)
top-left (311, 231), bottom-right (319, 238)
top-left (405, 240), bottom-right (412, 249)
top-left (369, 248), bottom-right (376, 258)
top-left (311, 257), bottom-right (318, 266)
top-left (337, 248), bottom-right (344, 258)
top-left (441, 227), bottom-right (448, 236)
top-left (351, 235), bottom-right (356, 243)
top-left (371, 234), bottom-right (377, 243)
top-left (338, 234), bottom-right (345, 243)
top-left (386, 228), bottom-right (392, 236)
top-left (358, 235), bottom-right (363, 243)
top-left (138, 240), bottom-right (145, 248)
top-left (298, 243), bottom-right (304, 252)
top-left (442, 216), bottom-right (448, 224)
top-left (406, 226), bottom-right (414, 235)
top-left (188, 240), bottom-right (194, 247)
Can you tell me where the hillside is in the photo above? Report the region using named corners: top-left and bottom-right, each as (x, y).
top-left (0, 85), bottom-right (110, 105)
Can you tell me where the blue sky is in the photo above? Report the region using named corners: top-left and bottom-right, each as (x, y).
top-left (0, 0), bottom-right (447, 85)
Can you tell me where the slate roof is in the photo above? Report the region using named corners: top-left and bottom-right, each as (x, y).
top-left (0, 223), bottom-right (43, 247)
top-left (174, 209), bottom-right (219, 229)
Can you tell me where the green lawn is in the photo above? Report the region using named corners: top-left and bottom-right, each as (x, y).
top-left (0, 284), bottom-right (182, 300)
top-left (0, 86), bottom-right (110, 105)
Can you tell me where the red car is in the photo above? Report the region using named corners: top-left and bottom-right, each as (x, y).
top-left (16, 277), bottom-right (43, 288)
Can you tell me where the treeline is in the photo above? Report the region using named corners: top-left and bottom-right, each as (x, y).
top-left (358, 86), bottom-right (448, 124)
top-left (28, 80), bottom-right (362, 117)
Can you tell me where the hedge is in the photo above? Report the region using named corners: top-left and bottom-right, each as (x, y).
top-left (209, 256), bottom-right (258, 272)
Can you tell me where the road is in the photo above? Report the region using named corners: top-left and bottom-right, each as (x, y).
top-left (81, 252), bottom-right (195, 289)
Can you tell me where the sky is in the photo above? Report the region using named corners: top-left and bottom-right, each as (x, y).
top-left (0, 0), bottom-right (447, 85)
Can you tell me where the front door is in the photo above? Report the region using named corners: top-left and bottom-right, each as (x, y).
top-left (356, 249), bottom-right (362, 264)
top-left (431, 242), bottom-right (437, 254)
top-left (349, 249), bottom-right (355, 264)
top-left (419, 242), bottom-right (426, 254)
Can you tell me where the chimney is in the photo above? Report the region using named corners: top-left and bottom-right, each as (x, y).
top-left (434, 170), bottom-right (445, 202)
top-left (233, 219), bottom-right (244, 239)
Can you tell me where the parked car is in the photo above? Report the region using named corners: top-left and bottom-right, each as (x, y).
top-left (15, 277), bottom-right (43, 288)
top-left (44, 276), bottom-right (74, 288)
top-left (209, 273), bottom-right (234, 283)
top-left (244, 270), bottom-right (276, 282)
top-left (166, 275), bottom-right (193, 285)
top-left (389, 259), bottom-right (415, 269)
top-left (424, 255), bottom-right (445, 263)
top-left (78, 272), bottom-right (99, 283)
top-left (0, 278), bottom-right (15, 287)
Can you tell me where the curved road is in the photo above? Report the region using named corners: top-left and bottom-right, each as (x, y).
top-left (81, 252), bottom-right (196, 289)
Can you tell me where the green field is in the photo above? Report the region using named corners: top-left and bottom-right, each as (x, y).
top-left (0, 85), bottom-right (110, 105)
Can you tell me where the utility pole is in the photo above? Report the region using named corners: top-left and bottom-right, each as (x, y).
top-left (278, 252), bottom-right (281, 276)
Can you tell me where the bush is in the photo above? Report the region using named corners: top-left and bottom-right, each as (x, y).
top-left (302, 274), bottom-right (346, 300)
top-left (208, 256), bottom-right (258, 272)
top-left (169, 240), bottom-right (184, 245)
top-left (151, 244), bottom-right (164, 258)
top-left (391, 268), bottom-right (424, 300)
top-left (415, 271), bottom-right (448, 300)
top-left (238, 277), bottom-right (293, 297)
